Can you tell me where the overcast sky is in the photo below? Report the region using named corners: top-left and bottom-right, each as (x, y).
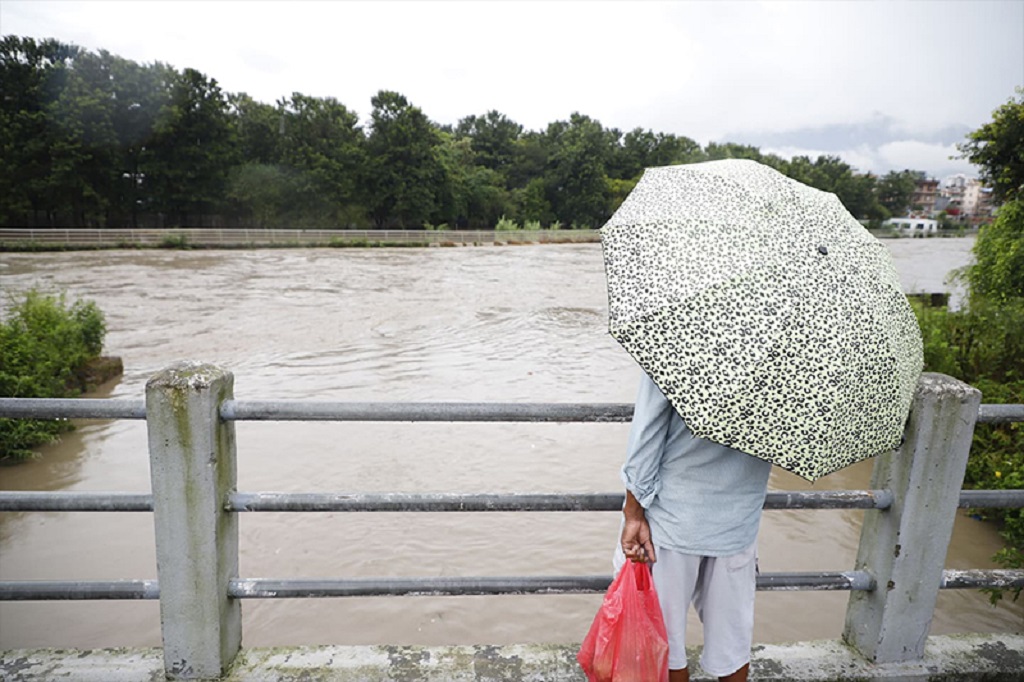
top-left (4, 0), bottom-right (1022, 179)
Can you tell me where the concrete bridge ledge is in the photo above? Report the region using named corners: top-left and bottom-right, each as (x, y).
top-left (2, 634), bottom-right (1022, 681)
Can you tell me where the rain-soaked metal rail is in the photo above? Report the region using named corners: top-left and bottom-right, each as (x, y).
top-left (1, 394), bottom-right (1022, 604)
top-left (8, 488), bottom-right (1024, 514)
top-left (2, 398), bottom-right (1021, 423)
top-left (6, 569), bottom-right (1024, 601)
top-left (0, 490), bottom-right (897, 512)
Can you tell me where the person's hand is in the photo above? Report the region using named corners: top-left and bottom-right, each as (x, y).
top-left (622, 491), bottom-right (656, 564)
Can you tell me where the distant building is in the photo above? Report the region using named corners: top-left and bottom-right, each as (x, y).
top-left (938, 174), bottom-right (996, 226)
top-left (911, 176), bottom-right (939, 216)
top-left (884, 217), bottom-right (938, 233)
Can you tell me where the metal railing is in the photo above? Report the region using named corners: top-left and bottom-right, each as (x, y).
top-left (1, 364), bottom-right (1022, 679)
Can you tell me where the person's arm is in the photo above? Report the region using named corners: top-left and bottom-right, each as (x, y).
top-left (622, 489), bottom-right (656, 564)
top-left (620, 373), bottom-right (673, 563)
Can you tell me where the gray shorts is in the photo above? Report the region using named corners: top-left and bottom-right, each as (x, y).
top-left (613, 543), bottom-right (757, 676)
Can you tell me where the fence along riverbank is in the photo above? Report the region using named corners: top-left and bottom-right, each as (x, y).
top-left (1, 363), bottom-right (1023, 680)
top-left (0, 227), bottom-right (600, 248)
top-left (0, 226), bottom-right (948, 249)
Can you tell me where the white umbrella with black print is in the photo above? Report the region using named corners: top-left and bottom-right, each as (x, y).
top-left (601, 159), bottom-right (923, 482)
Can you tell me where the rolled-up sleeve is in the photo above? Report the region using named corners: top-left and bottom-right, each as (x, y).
top-left (620, 372), bottom-right (673, 509)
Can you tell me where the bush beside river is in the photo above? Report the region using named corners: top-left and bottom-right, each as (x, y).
top-left (913, 194), bottom-right (1024, 599)
top-left (0, 290), bottom-right (114, 462)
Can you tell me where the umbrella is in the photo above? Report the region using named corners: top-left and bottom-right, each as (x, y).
top-left (601, 159), bottom-right (923, 481)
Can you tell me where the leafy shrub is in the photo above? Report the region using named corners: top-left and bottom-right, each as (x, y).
top-left (912, 295), bottom-right (1024, 601)
top-left (495, 215), bottom-right (519, 231)
top-left (0, 290), bottom-right (107, 461)
top-left (966, 200), bottom-right (1024, 302)
top-left (159, 233), bottom-right (189, 249)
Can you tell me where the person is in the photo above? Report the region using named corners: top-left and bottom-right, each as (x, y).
top-left (616, 370), bottom-right (772, 682)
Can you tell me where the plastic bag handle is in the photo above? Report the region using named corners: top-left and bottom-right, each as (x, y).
top-left (632, 561), bottom-right (652, 592)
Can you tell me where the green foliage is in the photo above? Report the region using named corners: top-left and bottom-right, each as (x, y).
top-left (966, 199), bottom-right (1024, 302)
top-left (364, 90), bottom-right (447, 228)
top-left (0, 290), bottom-right (107, 461)
top-left (495, 215), bottom-right (519, 231)
top-left (876, 170), bottom-right (918, 217)
top-left (913, 298), bottom-right (1024, 385)
top-left (158, 233), bottom-right (189, 249)
top-left (915, 86), bottom-right (1024, 591)
top-left (0, 34), bottom-right (976, 231)
top-left (913, 298), bottom-right (1024, 600)
top-left (958, 88), bottom-right (1024, 204)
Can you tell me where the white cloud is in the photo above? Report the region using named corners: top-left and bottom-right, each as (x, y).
top-left (762, 140), bottom-right (975, 179)
top-left (876, 140), bottom-right (974, 177)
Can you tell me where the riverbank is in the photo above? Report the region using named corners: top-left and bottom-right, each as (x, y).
top-left (0, 228), bottom-right (600, 250)
top-left (3, 634), bottom-right (1022, 681)
top-left (0, 227), bottom-right (976, 251)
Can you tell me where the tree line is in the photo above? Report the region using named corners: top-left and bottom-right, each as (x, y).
top-left (1, 35), bottom-right (923, 230)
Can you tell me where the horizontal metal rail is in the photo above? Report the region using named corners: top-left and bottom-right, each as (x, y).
top-left (958, 490), bottom-right (1024, 509)
top-left (0, 492), bottom-right (154, 511)
top-left (4, 569), bottom-right (1022, 601)
top-left (221, 400), bottom-right (635, 423)
top-left (0, 580), bottom-right (160, 600)
top-left (978, 403), bottom-right (1024, 424)
top-left (0, 490), bottom-right (899, 512)
top-left (939, 569), bottom-right (1024, 590)
top-left (0, 572), bottom-right (871, 600)
top-left (3, 398), bottom-right (1020, 424)
top-left (5, 488), bottom-right (1023, 512)
top-left (0, 398), bottom-right (146, 420)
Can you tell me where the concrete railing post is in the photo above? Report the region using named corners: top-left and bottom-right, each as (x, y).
top-left (843, 373), bottom-right (981, 663)
top-left (146, 362), bottom-right (241, 679)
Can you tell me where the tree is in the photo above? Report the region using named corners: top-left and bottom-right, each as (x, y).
top-left (363, 90), bottom-right (447, 228)
top-left (875, 170), bottom-right (918, 218)
top-left (229, 93), bottom-right (284, 165)
top-left (106, 56), bottom-right (175, 227)
top-left (46, 49), bottom-right (121, 227)
top-left (610, 128), bottom-right (703, 180)
top-left (967, 199), bottom-right (1024, 302)
top-left (0, 36), bottom-right (80, 226)
top-left (704, 142), bottom-right (763, 162)
top-left (454, 110), bottom-right (523, 175)
top-left (958, 89), bottom-right (1024, 204)
top-left (434, 133), bottom-right (509, 228)
top-left (278, 93), bottom-right (365, 225)
top-left (145, 68), bottom-right (237, 225)
top-left (542, 113), bottom-right (617, 228)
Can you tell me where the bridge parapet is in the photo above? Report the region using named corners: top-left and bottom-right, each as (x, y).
top-left (1, 366), bottom-right (1023, 680)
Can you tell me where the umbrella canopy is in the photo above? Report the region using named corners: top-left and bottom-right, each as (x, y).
top-left (601, 159), bottom-right (923, 481)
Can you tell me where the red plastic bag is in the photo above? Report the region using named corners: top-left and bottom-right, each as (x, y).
top-left (577, 560), bottom-right (669, 682)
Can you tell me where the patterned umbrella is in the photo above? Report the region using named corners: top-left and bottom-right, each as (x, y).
top-left (601, 160), bottom-right (923, 481)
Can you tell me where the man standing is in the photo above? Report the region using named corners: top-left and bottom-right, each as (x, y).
top-left (618, 371), bottom-right (771, 682)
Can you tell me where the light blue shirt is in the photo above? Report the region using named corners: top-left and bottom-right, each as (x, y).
top-left (621, 371), bottom-right (772, 556)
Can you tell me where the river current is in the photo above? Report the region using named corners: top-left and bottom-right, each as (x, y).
top-left (1, 237), bottom-right (1020, 648)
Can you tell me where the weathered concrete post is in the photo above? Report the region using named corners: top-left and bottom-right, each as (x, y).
top-left (843, 373), bottom-right (981, 663)
top-left (146, 362), bottom-right (241, 679)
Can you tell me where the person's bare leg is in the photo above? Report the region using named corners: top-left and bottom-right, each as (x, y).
top-left (719, 662), bottom-right (749, 682)
top-left (669, 668), bottom-right (689, 682)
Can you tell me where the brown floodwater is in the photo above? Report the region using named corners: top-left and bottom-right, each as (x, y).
top-left (0, 238), bottom-right (1019, 649)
